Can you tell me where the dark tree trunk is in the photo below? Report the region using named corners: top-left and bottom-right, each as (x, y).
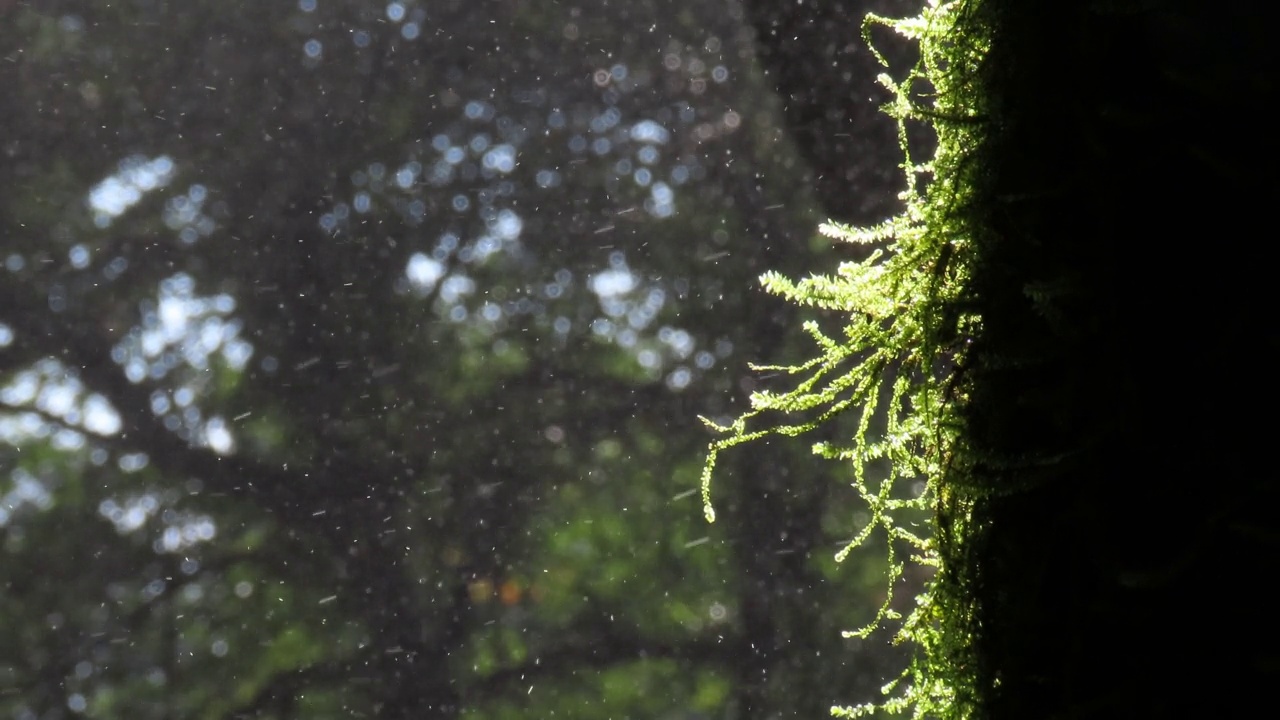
top-left (959, 2), bottom-right (1278, 717)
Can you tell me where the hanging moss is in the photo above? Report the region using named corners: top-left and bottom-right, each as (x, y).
top-left (706, 0), bottom-right (1279, 716)
top-left (701, 1), bottom-right (990, 716)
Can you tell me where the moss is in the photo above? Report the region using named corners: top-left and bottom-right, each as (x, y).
top-left (706, 0), bottom-right (1279, 717)
top-left (701, 2), bottom-right (988, 716)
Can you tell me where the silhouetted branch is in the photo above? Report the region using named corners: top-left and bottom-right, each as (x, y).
top-left (0, 281), bottom-right (372, 548)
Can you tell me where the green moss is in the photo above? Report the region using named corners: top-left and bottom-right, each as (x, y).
top-left (700, 1), bottom-right (990, 716)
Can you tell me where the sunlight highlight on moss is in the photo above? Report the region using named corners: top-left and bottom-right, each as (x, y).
top-left (701, 1), bottom-right (988, 716)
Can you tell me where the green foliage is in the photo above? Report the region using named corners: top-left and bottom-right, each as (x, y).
top-left (700, 1), bottom-right (988, 716)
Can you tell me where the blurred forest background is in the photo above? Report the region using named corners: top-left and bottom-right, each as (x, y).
top-left (0, 1), bottom-right (927, 717)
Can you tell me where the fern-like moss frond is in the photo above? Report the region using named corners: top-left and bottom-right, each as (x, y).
top-left (701, 1), bottom-right (989, 717)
